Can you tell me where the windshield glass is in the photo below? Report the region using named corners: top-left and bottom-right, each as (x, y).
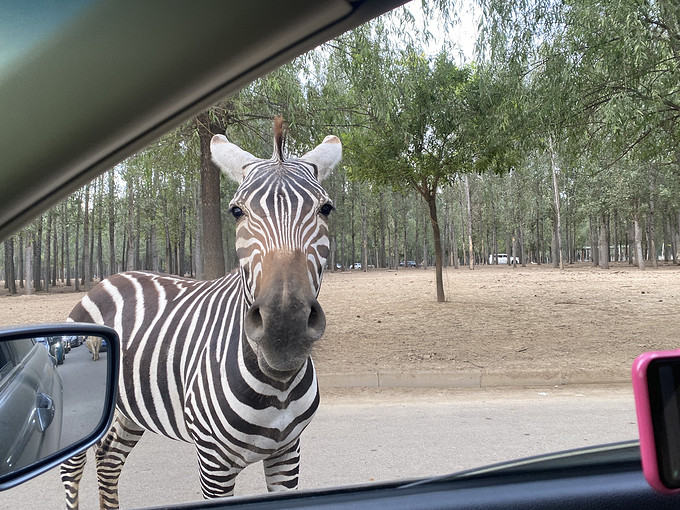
top-left (1, 0), bottom-right (679, 508)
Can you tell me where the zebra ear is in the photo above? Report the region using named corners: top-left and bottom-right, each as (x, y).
top-left (299, 135), bottom-right (342, 182)
top-left (210, 134), bottom-right (260, 184)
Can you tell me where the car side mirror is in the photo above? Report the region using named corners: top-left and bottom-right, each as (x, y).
top-left (0, 324), bottom-right (119, 491)
top-left (633, 350), bottom-right (680, 494)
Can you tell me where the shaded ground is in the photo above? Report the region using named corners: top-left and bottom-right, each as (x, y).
top-left (2, 263), bottom-right (679, 380)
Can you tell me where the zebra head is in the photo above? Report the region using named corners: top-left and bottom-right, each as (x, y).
top-left (210, 120), bottom-right (341, 379)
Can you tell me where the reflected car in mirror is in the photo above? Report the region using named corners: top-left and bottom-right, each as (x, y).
top-left (0, 324), bottom-right (119, 491)
top-left (0, 338), bottom-right (63, 476)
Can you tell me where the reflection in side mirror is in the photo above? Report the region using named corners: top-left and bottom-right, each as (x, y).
top-left (0, 325), bottom-right (119, 490)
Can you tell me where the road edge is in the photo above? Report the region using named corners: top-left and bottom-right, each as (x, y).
top-left (318, 369), bottom-right (630, 388)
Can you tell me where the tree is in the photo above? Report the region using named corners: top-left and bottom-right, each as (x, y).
top-left (4, 238), bottom-right (16, 294)
top-left (196, 111), bottom-right (226, 280)
top-left (331, 26), bottom-right (479, 301)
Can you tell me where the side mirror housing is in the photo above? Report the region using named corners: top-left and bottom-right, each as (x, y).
top-left (633, 349), bottom-right (680, 494)
top-left (0, 323), bottom-right (119, 491)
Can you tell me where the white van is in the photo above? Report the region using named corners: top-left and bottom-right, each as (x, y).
top-left (489, 254), bottom-right (519, 264)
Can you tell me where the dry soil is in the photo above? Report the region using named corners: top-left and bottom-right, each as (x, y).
top-left (2, 263), bottom-right (679, 381)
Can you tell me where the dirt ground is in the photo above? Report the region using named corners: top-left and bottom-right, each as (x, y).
top-left (1, 263), bottom-right (679, 379)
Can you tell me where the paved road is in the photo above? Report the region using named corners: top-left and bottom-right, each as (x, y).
top-left (0, 384), bottom-right (639, 509)
top-left (57, 341), bottom-right (110, 447)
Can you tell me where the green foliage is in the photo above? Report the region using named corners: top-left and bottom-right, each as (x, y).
top-left (4, 1), bottom-right (680, 290)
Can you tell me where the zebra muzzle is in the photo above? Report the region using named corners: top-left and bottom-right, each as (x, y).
top-left (244, 295), bottom-right (325, 375)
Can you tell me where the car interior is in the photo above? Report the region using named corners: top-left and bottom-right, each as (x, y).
top-left (2, 0), bottom-right (680, 508)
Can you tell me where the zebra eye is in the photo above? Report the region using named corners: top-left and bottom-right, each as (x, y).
top-left (319, 203), bottom-right (334, 217)
top-left (230, 206), bottom-right (244, 219)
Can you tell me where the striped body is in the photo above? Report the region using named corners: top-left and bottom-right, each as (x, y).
top-left (61, 120), bottom-right (342, 509)
top-left (73, 271), bottom-right (319, 449)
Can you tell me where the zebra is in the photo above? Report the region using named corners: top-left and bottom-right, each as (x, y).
top-left (60, 118), bottom-right (341, 509)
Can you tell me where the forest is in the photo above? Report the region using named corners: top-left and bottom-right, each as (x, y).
top-left (2, 0), bottom-right (679, 302)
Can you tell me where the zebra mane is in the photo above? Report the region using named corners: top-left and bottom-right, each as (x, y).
top-left (273, 116), bottom-right (286, 162)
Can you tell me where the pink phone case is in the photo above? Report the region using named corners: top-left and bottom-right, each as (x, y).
top-left (632, 350), bottom-right (680, 494)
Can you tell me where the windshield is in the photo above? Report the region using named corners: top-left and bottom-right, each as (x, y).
top-left (1, 0), bottom-right (679, 508)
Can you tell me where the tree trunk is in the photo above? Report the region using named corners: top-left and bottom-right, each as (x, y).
top-left (59, 209), bottom-right (64, 282)
top-left (108, 170), bottom-right (116, 276)
top-left (82, 184), bottom-right (91, 289)
top-left (361, 194), bottom-right (368, 272)
top-left (450, 219), bottom-right (459, 269)
top-left (193, 179), bottom-right (204, 278)
top-left (549, 137), bottom-right (564, 270)
top-left (96, 176), bottom-right (104, 281)
top-left (134, 205), bottom-right (141, 271)
top-left (45, 212), bottom-right (52, 293)
top-left (589, 215), bottom-right (599, 266)
top-left (197, 112), bottom-right (225, 280)
top-left (649, 167), bottom-right (658, 268)
top-left (598, 213), bottom-right (609, 269)
top-left (74, 196), bottom-right (81, 291)
top-left (674, 211), bottom-right (680, 264)
top-left (379, 193), bottom-right (386, 268)
top-left (34, 217), bottom-right (43, 291)
top-left (64, 203), bottom-right (71, 286)
top-left (90, 199), bottom-right (96, 282)
top-left (425, 193), bottom-right (446, 302)
top-left (52, 212), bottom-right (58, 286)
top-left (613, 211), bottom-right (619, 262)
top-left (24, 236), bottom-right (33, 295)
top-left (662, 215), bottom-right (670, 263)
top-left (463, 174), bottom-right (474, 270)
top-left (634, 215), bottom-right (645, 270)
top-left (178, 205), bottom-right (186, 275)
top-left (18, 233), bottom-right (24, 288)
top-left (341, 215), bottom-right (347, 269)
top-left (552, 220), bottom-right (559, 268)
top-left (422, 215), bottom-right (428, 269)
top-left (4, 238), bottom-right (16, 294)
top-left (125, 182), bottom-right (135, 272)
top-left (392, 208), bottom-right (399, 270)
top-left (627, 222), bottom-right (633, 265)
top-left (490, 177), bottom-right (497, 265)
top-left (402, 197), bottom-right (407, 269)
top-left (330, 237), bottom-right (337, 272)
top-left (534, 210), bottom-right (540, 265)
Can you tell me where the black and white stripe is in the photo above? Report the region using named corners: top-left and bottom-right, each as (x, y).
top-left (61, 121), bottom-right (341, 509)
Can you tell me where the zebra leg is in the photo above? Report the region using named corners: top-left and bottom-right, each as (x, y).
top-left (94, 411), bottom-right (145, 509)
top-left (61, 450), bottom-right (88, 509)
top-left (195, 449), bottom-right (243, 499)
top-left (263, 438), bottom-right (301, 492)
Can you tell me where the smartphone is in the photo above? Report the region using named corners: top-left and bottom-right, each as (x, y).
top-left (633, 350), bottom-right (680, 493)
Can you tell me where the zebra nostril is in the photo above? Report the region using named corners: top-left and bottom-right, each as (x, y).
top-left (306, 300), bottom-right (326, 340)
top-left (245, 305), bottom-right (264, 341)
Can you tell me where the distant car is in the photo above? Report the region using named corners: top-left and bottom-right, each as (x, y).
top-left (399, 260), bottom-right (417, 267)
top-left (66, 336), bottom-right (82, 348)
top-left (0, 337), bottom-right (64, 476)
top-left (488, 254), bottom-right (520, 265)
top-left (35, 337), bottom-right (66, 365)
top-left (99, 338), bottom-right (108, 353)
top-left (349, 262), bottom-right (362, 269)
